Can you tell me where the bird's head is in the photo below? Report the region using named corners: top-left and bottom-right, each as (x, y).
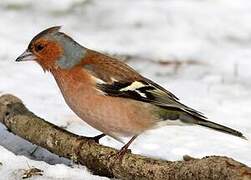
top-left (16, 26), bottom-right (86, 71)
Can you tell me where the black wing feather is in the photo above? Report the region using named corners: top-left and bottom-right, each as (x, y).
top-left (97, 80), bottom-right (207, 119)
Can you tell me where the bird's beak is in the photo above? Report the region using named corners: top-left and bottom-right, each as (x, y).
top-left (15, 50), bottom-right (36, 62)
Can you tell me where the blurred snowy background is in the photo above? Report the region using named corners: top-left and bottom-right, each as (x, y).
top-left (1, 0), bottom-right (251, 179)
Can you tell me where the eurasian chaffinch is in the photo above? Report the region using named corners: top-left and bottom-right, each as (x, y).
top-left (16, 26), bottom-right (246, 157)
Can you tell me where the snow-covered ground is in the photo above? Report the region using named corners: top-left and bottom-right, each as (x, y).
top-left (1, 0), bottom-right (251, 179)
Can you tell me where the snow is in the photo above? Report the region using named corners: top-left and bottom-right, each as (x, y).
top-left (1, 0), bottom-right (251, 179)
top-left (0, 146), bottom-right (108, 180)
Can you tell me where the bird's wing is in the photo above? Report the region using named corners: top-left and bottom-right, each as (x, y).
top-left (83, 51), bottom-right (206, 119)
top-left (97, 77), bottom-right (206, 119)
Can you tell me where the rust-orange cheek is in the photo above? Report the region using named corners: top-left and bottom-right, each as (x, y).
top-left (36, 42), bottom-right (63, 71)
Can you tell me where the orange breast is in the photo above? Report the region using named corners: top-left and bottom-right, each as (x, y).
top-left (51, 67), bottom-right (158, 138)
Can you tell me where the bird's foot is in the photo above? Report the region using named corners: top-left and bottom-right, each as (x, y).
top-left (87, 133), bottom-right (106, 143)
top-left (108, 145), bottom-right (132, 164)
top-left (109, 135), bottom-right (137, 163)
top-left (107, 148), bottom-right (131, 168)
top-left (115, 146), bottom-right (132, 161)
top-left (77, 133), bottom-right (106, 144)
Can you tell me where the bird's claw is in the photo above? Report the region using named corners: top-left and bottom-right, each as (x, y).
top-left (77, 133), bottom-right (106, 144)
top-left (87, 133), bottom-right (106, 143)
top-left (108, 147), bottom-right (131, 164)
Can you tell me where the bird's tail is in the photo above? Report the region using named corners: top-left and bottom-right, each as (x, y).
top-left (158, 107), bottom-right (247, 139)
top-left (195, 118), bottom-right (246, 140)
top-left (176, 110), bottom-right (246, 139)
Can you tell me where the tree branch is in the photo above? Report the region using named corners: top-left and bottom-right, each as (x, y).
top-left (0, 94), bottom-right (250, 180)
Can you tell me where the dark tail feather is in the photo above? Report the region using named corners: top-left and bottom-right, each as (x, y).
top-left (163, 108), bottom-right (246, 139)
top-left (178, 108), bottom-right (246, 139)
top-left (196, 119), bottom-right (246, 140)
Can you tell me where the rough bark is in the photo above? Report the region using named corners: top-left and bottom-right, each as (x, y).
top-left (0, 94), bottom-right (250, 180)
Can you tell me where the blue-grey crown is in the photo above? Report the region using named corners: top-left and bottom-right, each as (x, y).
top-left (33, 26), bottom-right (87, 69)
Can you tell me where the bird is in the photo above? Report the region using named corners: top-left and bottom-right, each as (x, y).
top-left (16, 26), bottom-right (246, 157)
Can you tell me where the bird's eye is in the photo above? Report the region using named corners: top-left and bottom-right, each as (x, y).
top-left (35, 44), bottom-right (45, 52)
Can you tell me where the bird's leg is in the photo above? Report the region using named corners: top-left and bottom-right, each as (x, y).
top-left (115, 135), bottom-right (138, 160)
top-left (86, 133), bottom-right (106, 143)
